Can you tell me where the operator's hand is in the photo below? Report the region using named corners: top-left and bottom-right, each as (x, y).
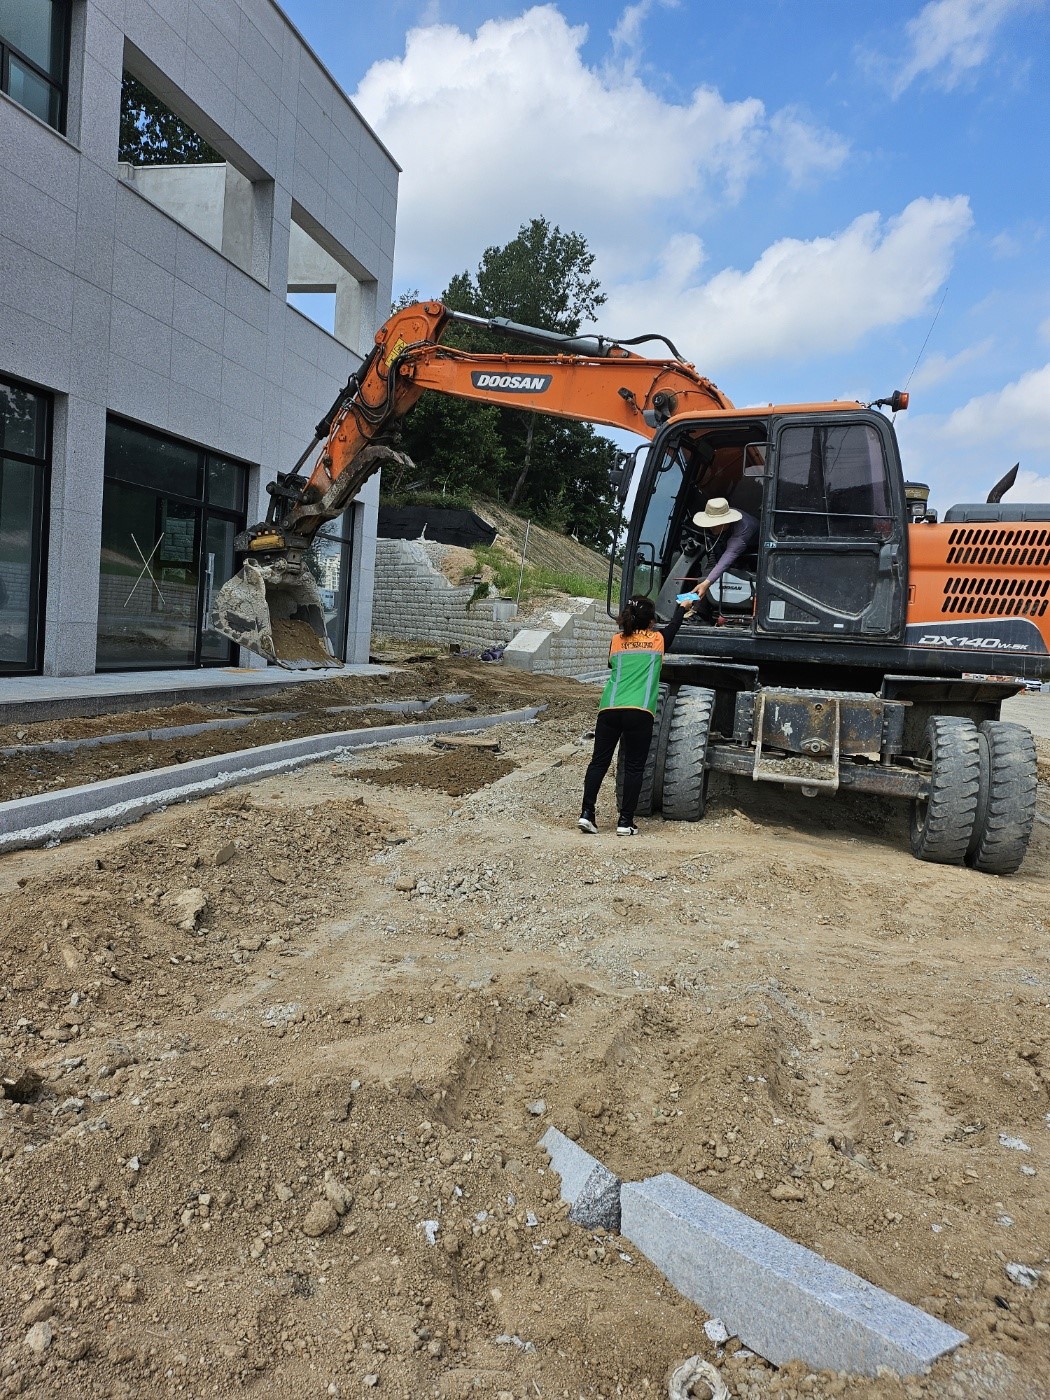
top-left (695, 579), bottom-right (712, 598)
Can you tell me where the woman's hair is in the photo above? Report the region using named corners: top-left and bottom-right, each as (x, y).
top-left (618, 594), bottom-right (656, 637)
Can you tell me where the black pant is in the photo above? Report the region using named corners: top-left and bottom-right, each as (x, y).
top-left (582, 708), bottom-right (655, 824)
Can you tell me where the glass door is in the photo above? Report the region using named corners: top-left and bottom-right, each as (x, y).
top-left (97, 483), bottom-right (201, 668)
top-left (200, 515), bottom-right (237, 663)
top-left (306, 514), bottom-right (354, 661)
top-left (756, 417), bottom-right (907, 640)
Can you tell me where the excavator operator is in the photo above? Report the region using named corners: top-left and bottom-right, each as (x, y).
top-left (686, 497), bottom-right (759, 622)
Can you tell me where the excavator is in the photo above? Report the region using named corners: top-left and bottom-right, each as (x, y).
top-left (213, 301), bottom-right (1050, 873)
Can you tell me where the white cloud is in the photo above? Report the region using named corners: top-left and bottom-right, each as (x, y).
top-left (353, 5), bottom-right (848, 291)
top-left (941, 361), bottom-right (1050, 446)
top-left (896, 362), bottom-right (1050, 504)
top-left (884, 0), bottom-right (1039, 96)
top-left (907, 337), bottom-right (993, 389)
top-left (770, 109), bottom-right (852, 185)
top-left (600, 196), bottom-right (973, 373)
top-left (1008, 469), bottom-right (1050, 502)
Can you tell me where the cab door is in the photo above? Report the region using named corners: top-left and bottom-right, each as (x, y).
top-left (756, 414), bottom-right (907, 641)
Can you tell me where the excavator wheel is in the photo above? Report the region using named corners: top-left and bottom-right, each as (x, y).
top-left (965, 721), bottom-right (1038, 876)
top-left (615, 683), bottom-right (670, 817)
top-left (909, 717), bottom-right (981, 865)
top-left (661, 685), bottom-right (716, 822)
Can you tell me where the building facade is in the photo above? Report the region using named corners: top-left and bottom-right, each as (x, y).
top-left (0, 0), bottom-right (398, 675)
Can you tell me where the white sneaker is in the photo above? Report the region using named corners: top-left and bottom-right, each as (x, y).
top-left (578, 812), bottom-right (599, 834)
top-left (616, 822), bottom-right (639, 836)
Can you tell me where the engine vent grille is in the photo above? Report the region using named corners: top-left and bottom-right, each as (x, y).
top-left (946, 525), bottom-right (1050, 568)
top-left (942, 575), bottom-right (1050, 617)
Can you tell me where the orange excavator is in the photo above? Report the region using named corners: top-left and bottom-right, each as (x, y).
top-left (213, 300), bottom-right (1049, 872)
top-left (212, 300), bottom-right (731, 666)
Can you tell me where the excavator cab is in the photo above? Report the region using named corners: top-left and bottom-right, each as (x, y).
top-left (625, 411), bottom-right (910, 645)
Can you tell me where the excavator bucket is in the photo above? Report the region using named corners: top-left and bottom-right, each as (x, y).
top-left (211, 560), bottom-right (339, 669)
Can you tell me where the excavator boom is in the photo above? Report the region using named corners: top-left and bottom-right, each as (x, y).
top-left (212, 300), bottom-right (731, 666)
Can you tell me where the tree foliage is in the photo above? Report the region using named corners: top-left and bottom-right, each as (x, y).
top-left (119, 74), bottom-right (221, 166)
top-left (392, 219), bottom-right (621, 552)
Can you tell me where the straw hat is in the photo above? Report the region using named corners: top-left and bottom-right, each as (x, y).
top-left (692, 497), bottom-right (741, 528)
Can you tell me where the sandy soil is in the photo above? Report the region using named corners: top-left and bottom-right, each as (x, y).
top-left (1, 664), bottom-right (1049, 1400)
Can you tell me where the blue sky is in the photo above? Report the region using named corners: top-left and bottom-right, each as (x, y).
top-left (283, 0), bottom-right (1050, 509)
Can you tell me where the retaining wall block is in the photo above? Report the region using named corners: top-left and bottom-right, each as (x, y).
top-left (620, 1174), bottom-right (968, 1377)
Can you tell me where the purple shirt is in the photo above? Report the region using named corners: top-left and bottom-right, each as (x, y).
top-left (704, 510), bottom-right (759, 585)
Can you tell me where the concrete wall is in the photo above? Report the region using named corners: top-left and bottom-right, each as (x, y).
top-left (372, 538), bottom-right (617, 676)
top-left (0, 0), bottom-right (398, 675)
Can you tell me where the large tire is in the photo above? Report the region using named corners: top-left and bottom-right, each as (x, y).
top-left (662, 685), bottom-right (716, 822)
top-left (965, 721), bottom-right (1038, 875)
top-left (616, 683), bottom-right (670, 817)
top-left (909, 717), bottom-right (981, 865)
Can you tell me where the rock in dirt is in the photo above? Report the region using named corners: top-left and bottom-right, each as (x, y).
top-left (50, 1223), bottom-right (87, 1263)
top-left (323, 1178), bottom-right (354, 1216)
top-left (303, 1200), bottom-right (339, 1237)
top-left (165, 887), bottom-right (208, 932)
top-left (24, 1321), bottom-right (53, 1354)
top-left (1005, 1262), bottom-right (1042, 1287)
top-left (208, 1116), bottom-right (242, 1162)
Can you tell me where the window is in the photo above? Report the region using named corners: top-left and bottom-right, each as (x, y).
top-left (306, 516), bottom-right (355, 661)
top-left (287, 207), bottom-right (376, 354)
top-left (0, 375), bottom-right (50, 674)
top-left (117, 68), bottom-right (265, 280)
top-left (97, 420), bottom-right (249, 670)
top-left (0, 0), bottom-right (69, 130)
top-left (773, 423), bottom-right (892, 540)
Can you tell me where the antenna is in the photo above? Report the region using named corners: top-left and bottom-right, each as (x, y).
top-left (894, 282), bottom-right (950, 422)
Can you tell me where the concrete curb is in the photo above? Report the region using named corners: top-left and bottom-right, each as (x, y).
top-left (621, 1173), bottom-right (967, 1377)
top-left (0, 707), bottom-right (542, 853)
top-left (540, 1127), bottom-right (621, 1231)
top-left (0, 695), bottom-right (473, 758)
top-left (540, 1132), bottom-right (968, 1378)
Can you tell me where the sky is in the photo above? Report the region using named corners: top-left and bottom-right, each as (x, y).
top-left (283, 0), bottom-right (1050, 511)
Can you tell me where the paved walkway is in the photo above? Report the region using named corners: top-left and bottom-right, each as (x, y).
top-left (0, 664), bottom-right (391, 724)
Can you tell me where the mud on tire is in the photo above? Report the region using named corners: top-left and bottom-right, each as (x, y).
top-left (616, 683), bottom-right (670, 817)
top-left (661, 685), bottom-right (716, 822)
top-left (966, 720), bottom-right (1038, 876)
top-left (910, 716), bottom-right (981, 865)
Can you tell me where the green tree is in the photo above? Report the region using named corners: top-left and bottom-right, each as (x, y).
top-left (119, 74), bottom-right (221, 165)
top-left (394, 218), bottom-right (620, 551)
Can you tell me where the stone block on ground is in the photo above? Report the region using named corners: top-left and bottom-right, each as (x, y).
top-left (502, 628), bottom-right (552, 671)
top-left (620, 1173), bottom-right (967, 1376)
top-left (540, 1127), bottom-right (621, 1231)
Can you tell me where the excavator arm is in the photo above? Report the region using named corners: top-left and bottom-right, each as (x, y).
top-left (213, 300), bottom-right (732, 666)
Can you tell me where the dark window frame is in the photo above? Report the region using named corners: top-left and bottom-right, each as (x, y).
top-left (0, 372), bottom-right (52, 675)
top-left (0, 0), bottom-right (71, 133)
top-left (99, 416), bottom-right (251, 671)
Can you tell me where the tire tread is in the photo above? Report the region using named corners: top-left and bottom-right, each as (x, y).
top-left (910, 717), bottom-right (980, 865)
top-left (966, 721), bottom-right (1038, 876)
top-left (662, 685), bottom-right (716, 822)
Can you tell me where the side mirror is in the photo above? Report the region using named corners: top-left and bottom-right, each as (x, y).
top-left (742, 462), bottom-right (768, 479)
top-left (608, 451), bottom-right (638, 504)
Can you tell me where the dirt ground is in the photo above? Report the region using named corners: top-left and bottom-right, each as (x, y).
top-left (1, 664), bottom-right (1049, 1399)
top-left (0, 660), bottom-right (581, 804)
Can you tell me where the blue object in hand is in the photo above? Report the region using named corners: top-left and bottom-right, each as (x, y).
top-left (676, 591), bottom-right (700, 606)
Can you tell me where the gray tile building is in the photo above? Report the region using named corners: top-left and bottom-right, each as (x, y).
top-left (0, 0), bottom-right (398, 675)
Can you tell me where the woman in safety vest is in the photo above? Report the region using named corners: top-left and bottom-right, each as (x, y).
top-left (578, 593), bottom-right (692, 836)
